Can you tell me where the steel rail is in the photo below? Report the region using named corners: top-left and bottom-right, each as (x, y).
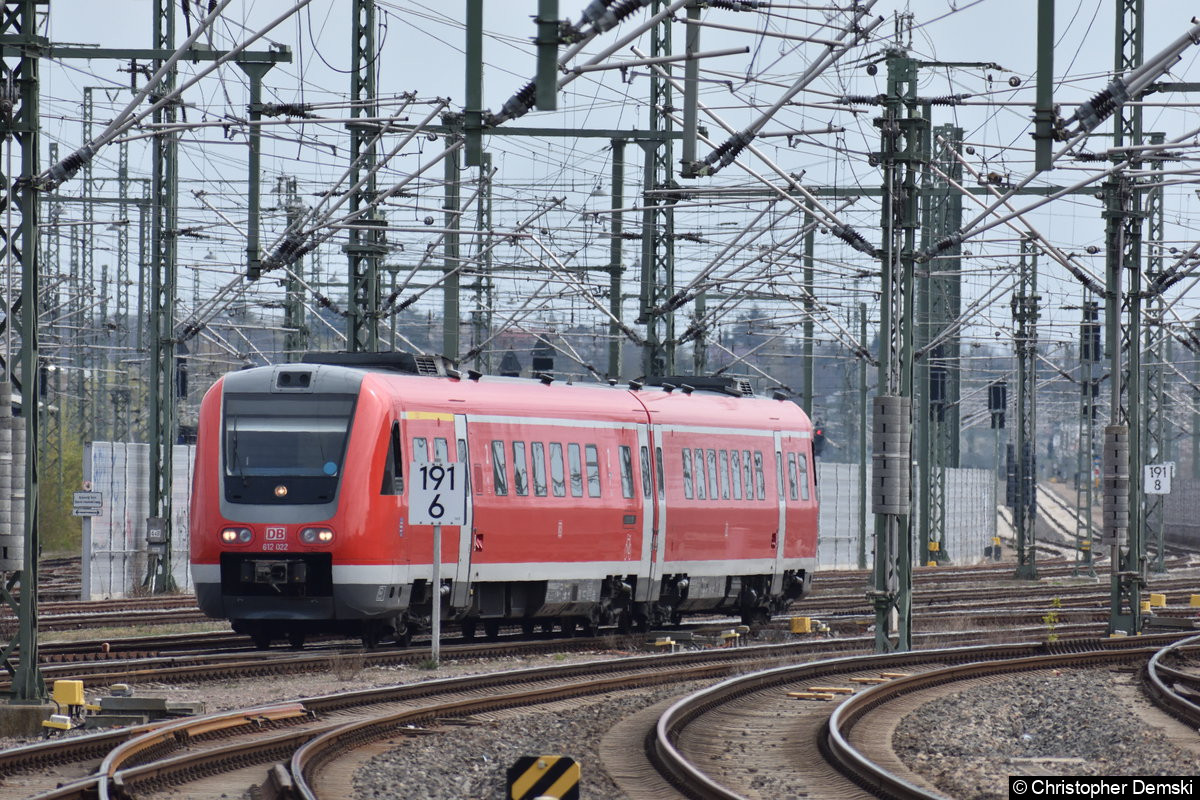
top-left (824, 645), bottom-right (1161, 800)
top-left (652, 637), bottom-right (1175, 799)
top-left (1143, 633), bottom-right (1200, 728)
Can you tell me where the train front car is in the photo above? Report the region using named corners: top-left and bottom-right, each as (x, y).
top-left (190, 363), bottom-right (405, 649)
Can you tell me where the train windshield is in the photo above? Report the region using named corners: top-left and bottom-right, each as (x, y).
top-left (222, 393), bottom-right (356, 504)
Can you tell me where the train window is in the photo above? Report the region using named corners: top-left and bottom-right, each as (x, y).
top-left (568, 443), bottom-right (584, 497)
top-left (620, 445), bottom-right (635, 499)
top-left (798, 452), bottom-right (811, 501)
top-left (531, 442), bottom-right (548, 496)
top-left (513, 441), bottom-right (529, 496)
top-left (706, 449), bottom-right (718, 501)
top-left (413, 437), bottom-right (428, 462)
top-left (681, 448), bottom-right (693, 499)
top-left (693, 450), bottom-right (707, 500)
top-left (639, 445), bottom-right (652, 498)
top-left (458, 438), bottom-right (470, 492)
top-left (719, 450), bottom-right (731, 500)
top-left (741, 450), bottom-right (752, 496)
top-left (585, 444), bottom-right (602, 498)
top-left (550, 443), bottom-right (566, 497)
top-left (223, 393), bottom-right (355, 491)
top-left (730, 450), bottom-right (743, 500)
top-left (491, 440), bottom-right (508, 496)
top-left (753, 451), bottom-right (766, 500)
top-left (381, 423), bottom-right (403, 495)
top-left (434, 437), bottom-right (449, 462)
top-left (776, 452), bottom-right (785, 502)
top-left (656, 447), bottom-right (664, 499)
top-left (787, 452), bottom-right (799, 501)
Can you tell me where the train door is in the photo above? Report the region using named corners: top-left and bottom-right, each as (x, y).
top-left (405, 412), bottom-right (471, 606)
top-left (451, 414), bottom-right (472, 607)
top-left (771, 430), bottom-right (787, 593)
top-left (636, 424), bottom-right (664, 602)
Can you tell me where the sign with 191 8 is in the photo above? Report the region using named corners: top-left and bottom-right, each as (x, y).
top-left (1144, 463), bottom-right (1173, 495)
top-left (408, 461), bottom-right (466, 525)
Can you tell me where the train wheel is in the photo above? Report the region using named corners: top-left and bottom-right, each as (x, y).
top-left (393, 622), bottom-right (413, 648)
top-left (578, 616), bottom-right (599, 638)
top-left (483, 620), bottom-right (501, 640)
top-left (361, 622), bottom-right (383, 650)
top-left (741, 608), bottom-right (770, 627)
top-left (287, 630), bottom-right (306, 650)
top-left (521, 620), bottom-right (536, 636)
top-left (461, 619), bottom-right (478, 642)
top-left (251, 629), bottom-right (272, 650)
top-left (616, 610), bottom-right (632, 634)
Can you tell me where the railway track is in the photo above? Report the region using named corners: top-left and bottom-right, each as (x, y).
top-left (7, 632), bottom-right (1190, 800)
top-left (0, 565), bottom-right (1195, 799)
top-left (0, 639), bottom-right (846, 799)
top-left (1143, 633), bottom-right (1200, 729)
top-left (0, 613), bottom-right (1128, 697)
top-left (649, 634), bottom-right (1195, 799)
top-left (12, 563), bottom-right (1195, 687)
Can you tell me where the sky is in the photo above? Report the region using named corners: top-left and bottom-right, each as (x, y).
top-left (21, 1), bottom-right (1200, 427)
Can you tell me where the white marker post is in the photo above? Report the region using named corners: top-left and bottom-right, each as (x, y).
top-left (409, 459), bottom-right (466, 666)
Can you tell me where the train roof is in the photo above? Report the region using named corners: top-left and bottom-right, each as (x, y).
top-left (215, 354), bottom-right (811, 432)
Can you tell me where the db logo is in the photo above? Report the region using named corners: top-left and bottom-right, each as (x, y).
top-left (265, 527), bottom-right (287, 541)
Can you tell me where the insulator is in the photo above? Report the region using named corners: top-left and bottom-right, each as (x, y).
top-left (607, 0), bottom-right (649, 28)
top-left (495, 80), bottom-right (536, 124)
top-left (830, 223), bottom-right (877, 257)
top-left (1073, 79), bottom-right (1128, 134)
top-left (46, 143), bottom-right (95, 187)
top-left (703, 136), bottom-right (737, 167)
top-left (717, 131), bottom-right (752, 169)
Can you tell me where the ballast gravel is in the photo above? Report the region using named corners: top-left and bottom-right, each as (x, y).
top-left (351, 682), bottom-right (697, 800)
top-left (893, 669), bottom-right (1200, 800)
top-left (6, 650), bottom-right (1197, 800)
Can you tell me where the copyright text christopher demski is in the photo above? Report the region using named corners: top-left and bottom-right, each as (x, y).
top-left (1010, 777), bottom-right (1196, 798)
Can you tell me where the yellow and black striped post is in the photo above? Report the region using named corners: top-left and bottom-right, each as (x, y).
top-left (507, 755), bottom-right (580, 800)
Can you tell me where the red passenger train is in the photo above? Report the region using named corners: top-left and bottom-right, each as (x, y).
top-left (189, 353), bottom-right (818, 648)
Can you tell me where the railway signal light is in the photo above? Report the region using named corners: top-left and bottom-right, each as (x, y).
top-left (989, 380), bottom-right (1007, 429)
top-left (812, 428), bottom-right (826, 457)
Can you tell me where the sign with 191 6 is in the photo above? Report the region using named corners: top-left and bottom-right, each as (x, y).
top-left (1144, 463), bottom-right (1173, 495)
top-left (408, 461), bottom-right (466, 525)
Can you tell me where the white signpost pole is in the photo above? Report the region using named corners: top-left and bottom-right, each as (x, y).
top-left (431, 522), bottom-right (441, 665)
top-left (408, 460), bottom-right (465, 667)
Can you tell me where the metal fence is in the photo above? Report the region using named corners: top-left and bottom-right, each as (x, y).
top-left (817, 461), bottom-right (997, 570)
top-left (1162, 476), bottom-right (1200, 546)
top-left (82, 442), bottom-right (195, 599)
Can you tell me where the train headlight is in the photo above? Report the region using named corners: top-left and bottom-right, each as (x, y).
top-left (299, 526), bottom-right (334, 544)
top-left (220, 527), bottom-right (253, 544)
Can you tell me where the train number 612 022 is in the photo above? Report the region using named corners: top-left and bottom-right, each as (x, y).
top-left (408, 461), bottom-right (467, 525)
